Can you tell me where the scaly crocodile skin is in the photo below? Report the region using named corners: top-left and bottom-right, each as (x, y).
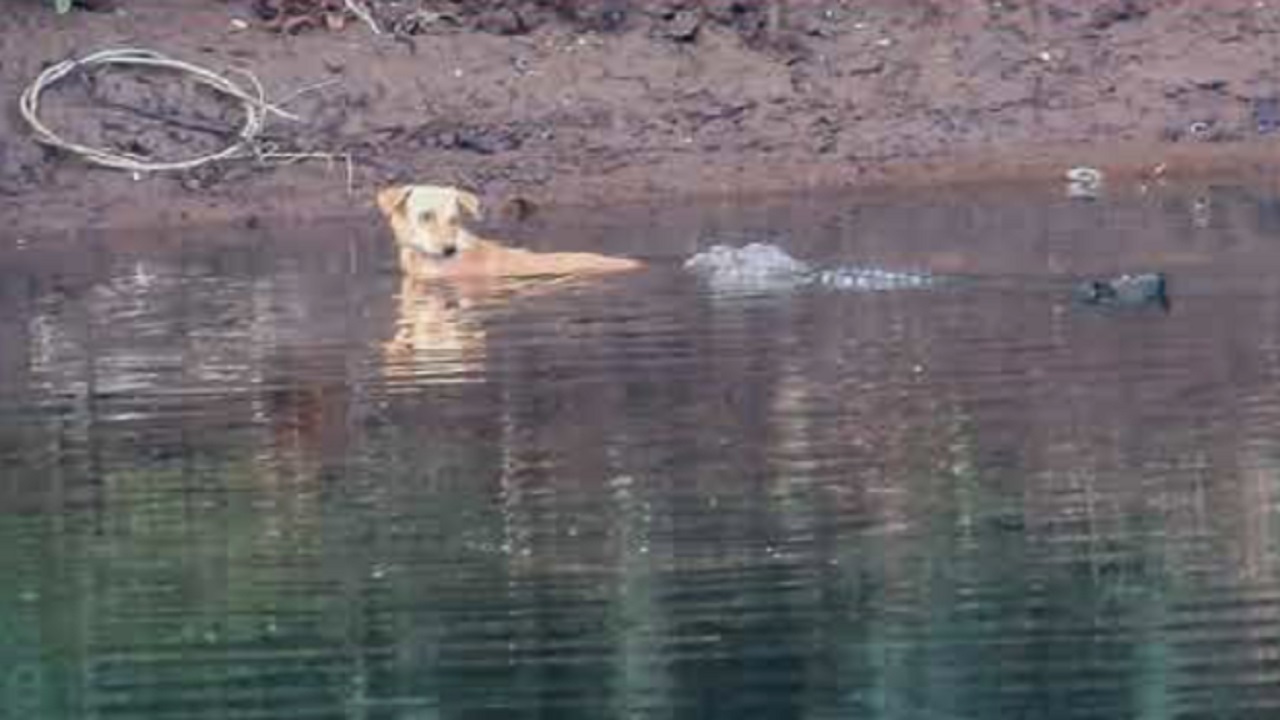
top-left (684, 243), bottom-right (938, 294)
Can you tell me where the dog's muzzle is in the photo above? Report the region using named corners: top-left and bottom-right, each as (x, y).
top-left (410, 244), bottom-right (460, 261)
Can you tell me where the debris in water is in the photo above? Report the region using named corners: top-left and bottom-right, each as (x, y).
top-left (1066, 166), bottom-right (1104, 199)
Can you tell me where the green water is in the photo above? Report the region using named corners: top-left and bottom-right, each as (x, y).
top-left (4, 183), bottom-right (1280, 718)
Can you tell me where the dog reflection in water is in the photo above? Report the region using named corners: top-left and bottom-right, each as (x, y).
top-left (378, 185), bottom-right (644, 381)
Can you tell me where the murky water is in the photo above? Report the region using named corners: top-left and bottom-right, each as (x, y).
top-left (6, 182), bottom-right (1280, 719)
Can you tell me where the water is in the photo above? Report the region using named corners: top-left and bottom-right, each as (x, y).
top-left (4, 182), bottom-right (1280, 719)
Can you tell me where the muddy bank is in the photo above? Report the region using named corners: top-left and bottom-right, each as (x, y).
top-left (4, 0), bottom-right (1280, 235)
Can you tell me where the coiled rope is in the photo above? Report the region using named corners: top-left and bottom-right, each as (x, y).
top-left (18, 47), bottom-right (349, 186)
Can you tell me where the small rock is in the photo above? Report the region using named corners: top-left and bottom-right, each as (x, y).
top-left (324, 11), bottom-right (346, 32)
top-left (656, 9), bottom-right (702, 43)
top-left (1090, 0), bottom-right (1149, 30)
top-left (477, 8), bottom-right (530, 36)
top-left (501, 196), bottom-right (539, 222)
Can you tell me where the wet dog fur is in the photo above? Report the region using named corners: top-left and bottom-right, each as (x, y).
top-left (377, 184), bottom-right (642, 383)
top-left (376, 185), bottom-right (643, 280)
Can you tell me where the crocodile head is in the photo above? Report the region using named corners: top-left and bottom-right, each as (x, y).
top-left (1073, 273), bottom-right (1168, 310)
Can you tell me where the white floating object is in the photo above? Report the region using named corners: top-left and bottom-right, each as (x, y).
top-left (1066, 166), bottom-right (1104, 199)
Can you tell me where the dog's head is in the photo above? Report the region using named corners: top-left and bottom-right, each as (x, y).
top-left (377, 185), bottom-right (483, 259)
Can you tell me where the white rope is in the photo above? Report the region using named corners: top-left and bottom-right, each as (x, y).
top-left (344, 0), bottom-right (382, 35)
top-left (18, 47), bottom-right (350, 187)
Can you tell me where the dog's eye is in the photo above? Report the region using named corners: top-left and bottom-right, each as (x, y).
top-left (418, 210), bottom-right (435, 224)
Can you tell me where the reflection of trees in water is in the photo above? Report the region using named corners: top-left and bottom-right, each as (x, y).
top-left (615, 270), bottom-right (1280, 717)
top-left (11, 189), bottom-right (1280, 716)
top-left (0, 242), bottom-right (393, 717)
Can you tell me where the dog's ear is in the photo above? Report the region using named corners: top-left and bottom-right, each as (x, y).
top-left (376, 186), bottom-right (413, 219)
top-left (456, 189), bottom-right (483, 221)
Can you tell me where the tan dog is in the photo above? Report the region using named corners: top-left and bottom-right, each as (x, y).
top-left (378, 185), bottom-right (642, 385)
top-left (376, 185), bottom-right (644, 280)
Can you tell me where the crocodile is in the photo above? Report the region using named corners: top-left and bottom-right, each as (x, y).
top-left (1070, 273), bottom-right (1168, 309)
top-left (684, 242), bottom-right (1168, 310)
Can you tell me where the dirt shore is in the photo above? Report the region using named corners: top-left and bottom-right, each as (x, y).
top-left (3, 0), bottom-right (1280, 235)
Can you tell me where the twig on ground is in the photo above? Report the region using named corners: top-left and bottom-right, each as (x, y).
top-left (344, 0), bottom-right (382, 35)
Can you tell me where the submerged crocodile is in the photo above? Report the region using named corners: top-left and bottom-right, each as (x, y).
top-left (684, 242), bottom-right (1168, 309)
top-left (1070, 273), bottom-right (1168, 309)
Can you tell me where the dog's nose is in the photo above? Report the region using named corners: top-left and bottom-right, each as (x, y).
top-left (441, 245), bottom-right (458, 258)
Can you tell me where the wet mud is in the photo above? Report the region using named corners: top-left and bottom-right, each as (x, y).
top-left (4, 0), bottom-right (1280, 234)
